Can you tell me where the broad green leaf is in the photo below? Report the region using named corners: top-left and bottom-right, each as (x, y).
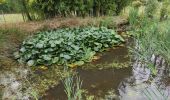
top-left (27, 60), bottom-right (34, 66)
top-left (52, 57), bottom-right (59, 63)
top-left (36, 43), bottom-right (44, 48)
top-left (18, 27), bottom-right (123, 66)
top-left (63, 55), bottom-right (71, 60)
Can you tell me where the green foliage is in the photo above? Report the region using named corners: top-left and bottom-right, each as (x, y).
top-left (145, 0), bottom-right (158, 18)
top-left (0, 0), bottom-right (33, 20)
top-left (133, 18), bottom-right (170, 63)
top-left (99, 17), bottom-right (115, 29)
top-left (129, 5), bottom-right (170, 73)
top-left (0, 0), bottom-right (23, 13)
top-left (115, 0), bottom-right (132, 14)
top-left (129, 6), bottom-right (170, 66)
top-left (132, 19), bottom-right (159, 61)
top-left (0, 2), bottom-right (11, 13)
top-left (15, 27), bottom-right (124, 67)
top-left (1, 0), bottom-right (132, 19)
top-left (32, 0), bottom-right (131, 18)
top-left (160, 0), bottom-right (170, 21)
top-left (128, 7), bottom-right (139, 29)
top-left (62, 72), bottom-right (83, 100)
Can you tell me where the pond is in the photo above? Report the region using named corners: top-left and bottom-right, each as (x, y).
top-left (0, 38), bottom-right (170, 100)
top-left (42, 39), bottom-right (170, 100)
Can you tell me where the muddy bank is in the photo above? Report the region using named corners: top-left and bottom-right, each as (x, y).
top-left (0, 66), bottom-right (33, 99)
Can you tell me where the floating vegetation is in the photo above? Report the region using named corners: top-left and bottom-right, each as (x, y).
top-left (14, 27), bottom-right (124, 67)
top-left (82, 61), bottom-right (131, 70)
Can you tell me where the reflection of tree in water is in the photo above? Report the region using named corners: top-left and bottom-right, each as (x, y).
top-left (118, 54), bottom-right (170, 100)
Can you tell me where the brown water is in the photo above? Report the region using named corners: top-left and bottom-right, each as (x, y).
top-left (119, 55), bottom-right (170, 100)
top-left (42, 38), bottom-right (170, 100)
top-left (1, 38), bottom-right (169, 100)
top-left (43, 68), bottom-right (132, 100)
top-left (42, 41), bottom-right (132, 100)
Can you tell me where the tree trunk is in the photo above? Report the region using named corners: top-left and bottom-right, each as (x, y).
top-left (22, 0), bottom-right (32, 21)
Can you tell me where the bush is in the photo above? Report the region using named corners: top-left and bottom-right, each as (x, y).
top-left (14, 27), bottom-right (124, 67)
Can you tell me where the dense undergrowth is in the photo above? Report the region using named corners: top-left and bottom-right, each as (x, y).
top-left (128, 6), bottom-right (170, 70)
top-left (132, 19), bottom-right (170, 62)
top-left (15, 27), bottom-right (124, 67)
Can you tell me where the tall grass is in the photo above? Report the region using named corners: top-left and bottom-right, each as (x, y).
top-left (129, 7), bottom-right (170, 73)
top-left (62, 68), bottom-right (83, 100)
top-left (138, 20), bottom-right (170, 63)
top-left (128, 7), bottom-right (139, 29)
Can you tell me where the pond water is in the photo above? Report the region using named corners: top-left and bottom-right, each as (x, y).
top-left (42, 39), bottom-right (131, 100)
top-left (42, 39), bottom-right (170, 100)
top-left (1, 38), bottom-right (170, 100)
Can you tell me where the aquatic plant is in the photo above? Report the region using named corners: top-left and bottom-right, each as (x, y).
top-left (15, 27), bottom-right (124, 67)
top-left (135, 19), bottom-right (170, 63)
top-left (82, 61), bottom-right (131, 70)
top-left (129, 6), bottom-right (170, 74)
top-left (62, 72), bottom-right (83, 100)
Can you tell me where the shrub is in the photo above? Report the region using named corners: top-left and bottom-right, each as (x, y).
top-left (15, 27), bottom-right (124, 67)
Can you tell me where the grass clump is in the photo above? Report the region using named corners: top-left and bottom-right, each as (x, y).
top-left (63, 74), bottom-right (83, 100)
top-left (128, 6), bottom-right (170, 73)
top-left (133, 18), bottom-right (170, 63)
top-left (15, 27), bottom-right (124, 67)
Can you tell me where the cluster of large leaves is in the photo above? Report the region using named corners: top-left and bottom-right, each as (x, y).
top-left (15, 27), bottom-right (124, 67)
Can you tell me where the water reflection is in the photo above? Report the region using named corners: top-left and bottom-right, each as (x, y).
top-left (118, 55), bottom-right (170, 100)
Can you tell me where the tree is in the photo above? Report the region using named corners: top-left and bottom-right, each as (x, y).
top-left (21, 0), bottom-right (32, 21)
top-left (28, 0), bottom-right (132, 18)
top-left (115, 0), bottom-right (132, 15)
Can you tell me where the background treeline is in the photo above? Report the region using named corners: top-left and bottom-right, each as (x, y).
top-left (0, 0), bottom-right (132, 20)
top-left (0, 0), bottom-right (20, 13)
top-left (33, 0), bottom-right (132, 18)
top-left (0, 0), bottom-right (169, 21)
